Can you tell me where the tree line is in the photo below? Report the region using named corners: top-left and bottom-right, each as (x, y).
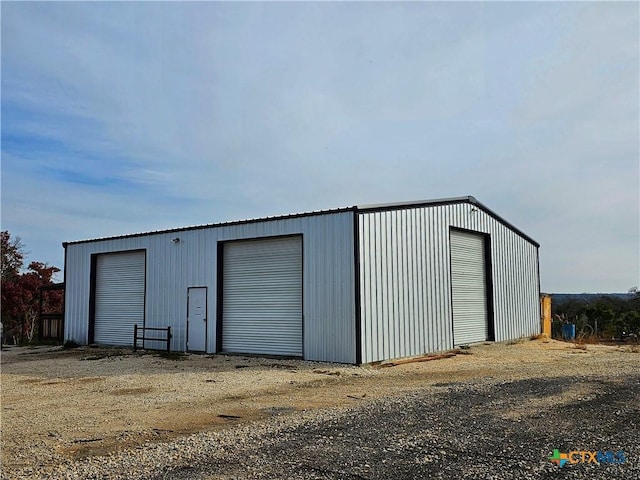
top-left (552, 290), bottom-right (640, 340)
top-left (1, 231), bottom-right (63, 344)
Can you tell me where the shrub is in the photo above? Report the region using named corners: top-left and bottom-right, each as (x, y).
top-left (63, 339), bottom-right (81, 349)
top-left (157, 351), bottom-right (187, 361)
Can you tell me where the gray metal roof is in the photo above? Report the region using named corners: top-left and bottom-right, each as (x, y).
top-left (63, 196), bottom-right (539, 248)
top-left (356, 195), bottom-right (477, 210)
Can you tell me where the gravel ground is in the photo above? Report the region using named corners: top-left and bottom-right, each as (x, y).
top-left (2, 339), bottom-right (639, 479)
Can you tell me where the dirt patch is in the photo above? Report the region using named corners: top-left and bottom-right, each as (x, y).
top-left (1, 339), bottom-right (638, 476)
top-left (112, 387), bottom-right (154, 395)
top-left (75, 377), bottom-right (105, 384)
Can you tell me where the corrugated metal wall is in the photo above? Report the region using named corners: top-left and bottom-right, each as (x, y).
top-left (65, 200), bottom-right (539, 365)
top-left (358, 203), bottom-right (539, 363)
top-left (64, 212), bottom-right (356, 363)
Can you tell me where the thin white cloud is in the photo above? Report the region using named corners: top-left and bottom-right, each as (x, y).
top-left (1, 1), bottom-right (638, 292)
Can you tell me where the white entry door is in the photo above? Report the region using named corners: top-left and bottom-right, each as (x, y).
top-left (187, 287), bottom-right (207, 352)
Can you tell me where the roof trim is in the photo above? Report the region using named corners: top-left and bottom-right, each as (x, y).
top-left (62, 207), bottom-right (354, 246)
top-left (355, 196), bottom-right (539, 247)
top-left (62, 196), bottom-right (539, 248)
top-left (356, 195), bottom-right (476, 211)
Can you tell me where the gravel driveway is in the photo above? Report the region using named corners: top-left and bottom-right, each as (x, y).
top-left (150, 374), bottom-right (640, 480)
top-left (2, 339), bottom-right (638, 479)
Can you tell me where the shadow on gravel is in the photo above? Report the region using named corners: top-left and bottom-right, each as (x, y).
top-left (1, 345), bottom-right (355, 376)
top-left (150, 375), bottom-right (640, 480)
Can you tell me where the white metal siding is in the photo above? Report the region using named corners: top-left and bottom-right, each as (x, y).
top-left (359, 203), bottom-right (539, 363)
top-left (222, 237), bottom-right (302, 356)
top-left (94, 251), bottom-right (145, 346)
top-left (64, 212), bottom-right (356, 363)
top-left (65, 200), bottom-right (539, 365)
top-left (450, 230), bottom-right (488, 345)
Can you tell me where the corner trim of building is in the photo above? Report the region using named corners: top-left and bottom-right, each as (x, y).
top-left (62, 242), bottom-right (68, 342)
top-left (353, 207), bottom-right (362, 365)
top-left (536, 245), bottom-right (542, 331)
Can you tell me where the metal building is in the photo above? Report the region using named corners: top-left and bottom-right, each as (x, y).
top-left (63, 196), bottom-right (540, 364)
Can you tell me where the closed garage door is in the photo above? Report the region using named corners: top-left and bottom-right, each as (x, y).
top-left (94, 251), bottom-right (145, 345)
top-left (450, 230), bottom-right (489, 345)
top-left (222, 236), bottom-right (302, 356)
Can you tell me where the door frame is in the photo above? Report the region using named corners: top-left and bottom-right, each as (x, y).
top-left (448, 227), bottom-right (495, 346)
top-left (187, 286), bottom-right (208, 352)
top-left (88, 249), bottom-right (147, 345)
top-left (215, 234), bottom-right (304, 355)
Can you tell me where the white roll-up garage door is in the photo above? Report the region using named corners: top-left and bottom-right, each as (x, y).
top-left (450, 230), bottom-right (489, 345)
top-left (94, 251), bottom-right (145, 345)
top-left (222, 236), bottom-right (302, 356)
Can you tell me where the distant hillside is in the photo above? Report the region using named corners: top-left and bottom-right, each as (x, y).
top-left (550, 293), bottom-right (633, 304)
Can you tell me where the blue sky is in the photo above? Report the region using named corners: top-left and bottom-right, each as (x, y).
top-left (1, 2), bottom-right (638, 292)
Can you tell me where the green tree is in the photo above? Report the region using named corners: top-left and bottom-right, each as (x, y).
top-left (552, 291), bottom-right (640, 340)
top-left (1, 230), bottom-right (25, 281)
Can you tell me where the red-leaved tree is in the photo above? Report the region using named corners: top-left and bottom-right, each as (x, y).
top-left (1, 231), bottom-right (62, 343)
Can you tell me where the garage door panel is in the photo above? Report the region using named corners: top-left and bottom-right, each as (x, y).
top-left (222, 236), bottom-right (303, 357)
top-left (223, 320), bottom-right (303, 329)
top-left (94, 251), bottom-right (145, 346)
top-left (450, 231), bottom-right (489, 346)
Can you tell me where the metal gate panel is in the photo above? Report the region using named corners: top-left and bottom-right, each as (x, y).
top-left (94, 251), bottom-right (145, 345)
top-left (222, 236), bottom-right (302, 356)
top-left (450, 230), bottom-right (489, 345)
